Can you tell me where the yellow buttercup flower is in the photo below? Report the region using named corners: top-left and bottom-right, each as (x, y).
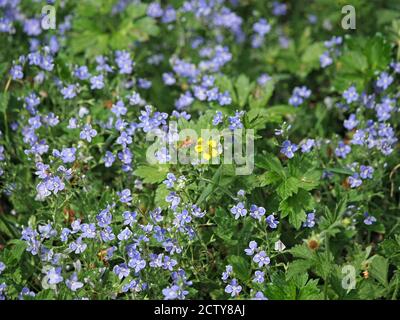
top-left (195, 138), bottom-right (220, 160)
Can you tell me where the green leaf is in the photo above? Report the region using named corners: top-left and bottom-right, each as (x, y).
top-left (133, 165), bottom-right (169, 184)
top-left (249, 80), bottom-right (274, 109)
top-left (235, 75), bottom-right (253, 108)
top-left (279, 190), bottom-right (314, 229)
top-left (227, 255), bottom-right (251, 281)
top-left (287, 259), bottom-right (313, 279)
top-left (289, 244), bottom-right (315, 260)
top-left (196, 165), bottom-right (223, 205)
top-left (277, 177), bottom-right (300, 200)
top-left (154, 184), bottom-right (169, 209)
top-left (7, 239), bottom-right (27, 263)
top-left (256, 153), bottom-right (286, 178)
top-left (369, 255), bottom-right (389, 288)
top-left (323, 167), bottom-right (354, 176)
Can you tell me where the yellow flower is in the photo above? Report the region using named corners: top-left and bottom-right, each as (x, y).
top-left (195, 138), bottom-right (220, 160)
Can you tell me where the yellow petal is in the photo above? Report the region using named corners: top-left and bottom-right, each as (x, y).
top-left (203, 152), bottom-right (211, 160)
top-left (208, 140), bottom-right (217, 148)
top-left (195, 145), bottom-right (203, 153)
top-left (211, 149), bottom-right (218, 157)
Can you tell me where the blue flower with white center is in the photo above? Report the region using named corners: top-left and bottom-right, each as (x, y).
top-left (376, 72), bottom-right (393, 91)
top-left (253, 251), bottom-right (270, 267)
top-left (360, 165), bottom-right (374, 179)
top-left (117, 189), bottom-right (132, 204)
top-left (46, 267), bottom-right (63, 285)
top-left (212, 111), bottom-right (223, 125)
top-left (303, 211), bottom-right (316, 228)
top-left (69, 237), bottom-right (87, 254)
top-left (349, 173), bottom-right (362, 188)
top-left (61, 84), bottom-right (77, 99)
top-left (166, 192), bottom-right (181, 210)
top-left (53, 147), bottom-right (76, 164)
top-left (343, 86), bottom-right (359, 104)
top-left (266, 214), bottom-right (279, 229)
top-left (162, 285), bottom-right (179, 300)
top-left (80, 223), bottom-right (97, 239)
top-left (113, 263), bottom-right (130, 280)
top-left (123, 211), bottom-right (137, 227)
top-left (225, 279), bottom-right (242, 297)
top-left (335, 141), bottom-right (351, 159)
top-left (74, 65), bottom-right (91, 80)
top-left (363, 212), bottom-right (377, 225)
top-left (111, 100), bottom-right (127, 117)
top-left (281, 140), bottom-right (298, 159)
top-left (231, 202), bottom-right (247, 219)
top-left (253, 270), bottom-right (265, 283)
top-left (320, 51), bottom-right (333, 68)
top-left (80, 124), bottom-right (97, 142)
top-left (66, 273), bottom-right (84, 292)
top-left (90, 74), bottom-right (104, 90)
top-left (117, 227), bottom-right (132, 241)
top-left (301, 139), bottom-right (315, 153)
top-left (245, 241), bottom-right (258, 255)
top-left (249, 205), bottom-right (266, 221)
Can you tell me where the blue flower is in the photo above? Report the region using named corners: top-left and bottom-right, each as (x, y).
top-left (360, 165), bottom-right (374, 179)
top-left (80, 124), bottom-right (97, 142)
top-left (117, 227), bottom-right (132, 241)
top-left (103, 151), bottom-right (115, 168)
top-left (225, 279), bottom-right (242, 297)
top-left (118, 189), bottom-right (132, 204)
top-left (245, 241), bottom-right (258, 255)
top-left (349, 173), bottom-right (362, 188)
top-left (252, 291), bottom-right (268, 300)
top-left (123, 211), bottom-right (137, 227)
top-left (10, 65), bottom-right (23, 80)
top-left (363, 212), bottom-right (377, 225)
top-left (335, 141), bottom-right (351, 159)
top-left (115, 50), bottom-right (133, 74)
top-left (303, 211), bottom-right (316, 228)
top-left (249, 205), bottom-right (266, 221)
top-left (376, 72), bottom-right (393, 91)
top-left (162, 285), bottom-right (180, 300)
top-left (212, 111), bottom-right (223, 125)
top-left (46, 267), bottom-right (63, 285)
top-left (69, 237), bottom-right (87, 254)
top-left (253, 270), bottom-right (265, 283)
top-left (221, 265), bottom-right (233, 282)
top-left (113, 263), bottom-right (130, 280)
top-left (266, 214), bottom-right (279, 229)
top-left (301, 139), bottom-right (315, 153)
top-left (66, 273), bottom-right (84, 292)
top-left (111, 100), bottom-right (127, 117)
top-left (320, 51), bottom-right (333, 68)
top-left (281, 140), bottom-right (298, 159)
top-left (61, 84), bottom-right (77, 99)
top-left (53, 147), bottom-right (76, 163)
top-left (18, 287), bottom-right (36, 300)
top-left (344, 114), bottom-right (358, 131)
top-left (90, 74), bottom-right (104, 90)
top-left (0, 262), bottom-right (5, 275)
top-left (163, 173), bottom-right (176, 189)
top-left (343, 86), bottom-right (359, 104)
top-left (231, 202), bottom-right (247, 219)
top-left (253, 251), bottom-right (270, 267)
top-left (166, 192), bottom-right (181, 210)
